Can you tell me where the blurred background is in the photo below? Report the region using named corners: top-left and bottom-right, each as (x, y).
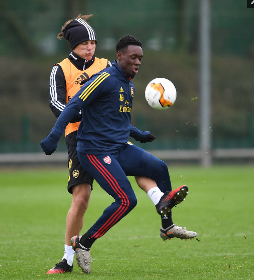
top-left (0, 0), bottom-right (253, 166)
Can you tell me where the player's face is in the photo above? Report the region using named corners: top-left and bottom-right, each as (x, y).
top-left (74, 40), bottom-right (96, 60)
top-left (117, 45), bottom-right (143, 77)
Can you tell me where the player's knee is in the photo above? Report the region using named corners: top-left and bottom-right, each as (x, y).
top-left (72, 183), bottom-right (91, 213)
top-left (152, 158), bottom-right (168, 175)
top-left (128, 196), bottom-right (137, 210)
top-left (160, 160), bottom-right (169, 174)
top-left (76, 196), bottom-right (89, 210)
top-left (118, 194), bottom-right (137, 211)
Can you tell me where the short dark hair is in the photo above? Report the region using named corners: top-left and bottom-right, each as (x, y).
top-left (116, 35), bottom-right (142, 52)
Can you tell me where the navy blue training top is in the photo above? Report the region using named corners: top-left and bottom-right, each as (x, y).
top-left (50, 60), bottom-right (140, 154)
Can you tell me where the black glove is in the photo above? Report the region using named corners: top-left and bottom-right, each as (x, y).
top-left (131, 130), bottom-right (156, 143)
top-left (129, 125), bottom-right (156, 143)
top-left (40, 133), bottom-right (58, 155)
top-left (140, 132), bottom-right (156, 143)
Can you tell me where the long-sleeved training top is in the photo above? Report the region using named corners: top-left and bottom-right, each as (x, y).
top-left (48, 60), bottom-right (144, 154)
top-left (49, 52), bottom-right (110, 136)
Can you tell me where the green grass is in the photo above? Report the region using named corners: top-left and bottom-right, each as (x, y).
top-left (0, 165), bottom-right (253, 279)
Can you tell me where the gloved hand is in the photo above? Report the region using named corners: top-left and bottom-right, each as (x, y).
top-left (131, 130), bottom-right (156, 143)
top-left (139, 131), bottom-right (156, 143)
top-left (40, 133), bottom-right (58, 155)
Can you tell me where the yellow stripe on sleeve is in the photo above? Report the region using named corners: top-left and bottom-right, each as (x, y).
top-left (79, 72), bottom-right (110, 101)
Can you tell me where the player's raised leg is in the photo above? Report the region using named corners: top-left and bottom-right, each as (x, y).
top-left (123, 144), bottom-right (197, 240)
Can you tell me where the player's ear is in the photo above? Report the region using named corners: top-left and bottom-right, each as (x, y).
top-left (116, 51), bottom-right (122, 60)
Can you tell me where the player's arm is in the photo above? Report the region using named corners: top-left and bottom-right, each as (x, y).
top-left (41, 98), bottom-right (82, 155)
top-left (49, 64), bottom-right (66, 118)
top-left (49, 64), bottom-right (81, 122)
top-left (129, 124), bottom-right (156, 143)
top-left (41, 72), bottom-right (111, 155)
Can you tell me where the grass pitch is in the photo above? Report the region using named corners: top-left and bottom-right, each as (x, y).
top-left (0, 165), bottom-right (253, 279)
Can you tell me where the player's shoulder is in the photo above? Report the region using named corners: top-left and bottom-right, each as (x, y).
top-left (50, 62), bottom-right (65, 76)
top-left (94, 57), bottom-right (111, 68)
top-left (94, 64), bottom-right (113, 77)
top-left (88, 68), bottom-right (113, 87)
top-left (51, 56), bottom-right (70, 71)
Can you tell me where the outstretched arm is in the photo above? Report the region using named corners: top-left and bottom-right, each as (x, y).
top-left (129, 124), bottom-right (156, 143)
top-left (41, 71), bottom-right (111, 155)
top-left (41, 98), bottom-right (82, 155)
